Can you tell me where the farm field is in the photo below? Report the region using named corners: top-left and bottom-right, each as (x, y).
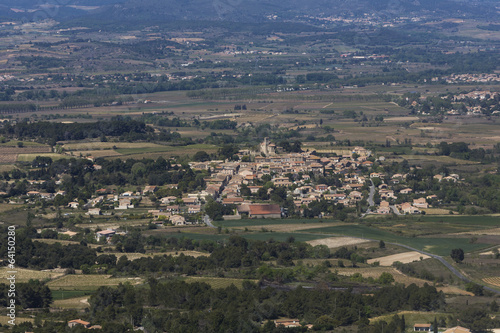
top-left (52, 296), bottom-right (90, 310)
top-left (482, 277), bottom-right (500, 288)
top-left (105, 250), bottom-right (210, 261)
top-left (114, 143), bottom-right (219, 157)
top-left (216, 218), bottom-right (340, 228)
top-left (307, 236), bottom-right (371, 249)
top-left (0, 203), bottom-right (22, 213)
top-left (298, 224), bottom-right (491, 255)
top-left (47, 275), bottom-right (144, 291)
top-left (0, 316), bottom-right (34, 326)
top-left (454, 227), bottom-right (500, 236)
top-left (243, 222), bottom-right (343, 232)
top-left (34, 239), bottom-right (101, 248)
top-left (0, 267), bottom-right (65, 282)
top-left (367, 251), bottom-right (431, 266)
top-left (68, 149), bottom-right (123, 158)
top-left (0, 145), bottom-right (49, 163)
top-left (17, 153), bottom-right (69, 162)
top-left (184, 277), bottom-right (258, 289)
top-left (370, 311), bottom-right (446, 328)
top-left (63, 142), bottom-right (164, 150)
top-left (335, 267), bottom-right (432, 286)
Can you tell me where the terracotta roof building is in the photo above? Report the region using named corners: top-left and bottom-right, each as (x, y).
top-left (248, 204), bottom-right (281, 219)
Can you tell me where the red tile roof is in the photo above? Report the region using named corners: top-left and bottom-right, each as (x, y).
top-left (249, 204), bottom-right (281, 215)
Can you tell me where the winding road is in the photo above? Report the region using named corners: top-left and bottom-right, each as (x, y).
top-left (364, 180), bottom-right (376, 216)
top-left (385, 242), bottom-right (499, 295)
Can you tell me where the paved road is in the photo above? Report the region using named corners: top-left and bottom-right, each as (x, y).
top-left (390, 205), bottom-right (402, 215)
top-left (203, 215), bottom-right (216, 228)
top-left (389, 242), bottom-right (500, 295)
top-left (365, 180), bottom-right (375, 214)
top-left (367, 180), bottom-right (375, 207)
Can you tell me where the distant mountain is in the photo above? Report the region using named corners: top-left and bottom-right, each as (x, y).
top-left (1, 0), bottom-right (497, 23)
top-left (85, 0), bottom-right (500, 21)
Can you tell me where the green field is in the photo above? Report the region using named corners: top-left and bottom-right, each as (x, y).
top-left (215, 218), bottom-right (339, 228)
top-left (158, 230), bottom-right (327, 243)
top-left (52, 290), bottom-right (92, 300)
top-left (184, 277), bottom-right (257, 289)
top-left (17, 153), bottom-right (70, 162)
top-left (370, 311), bottom-right (446, 328)
top-left (115, 143), bottom-right (218, 156)
top-left (298, 224), bottom-right (490, 256)
top-left (416, 215), bottom-right (500, 227)
top-left (47, 275), bottom-right (144, 291)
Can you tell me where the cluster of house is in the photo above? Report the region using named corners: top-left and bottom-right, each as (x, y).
top-left (189, 141), bottom-right (375, 218)
top-left (20, 139), bottom-right (457, 227)
top-left (443, 73), bottom-right (500, 84)
top-left (373, 173), bottom-right (459, 215)
top-left (271, 321), bottom-right (472, 332)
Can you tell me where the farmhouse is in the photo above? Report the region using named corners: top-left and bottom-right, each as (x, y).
top-left (274, 319), bottom-right (301, 328)
top-left (170, 215), bottom-right (187, 226)
top-left (117, 198), bottom-right (134, 210)
top-left (160, 196), bottom-right (177, 204)
top-left (413, 323), bottom-right (432, 331)
top-left (143, 185), bottom-right (157, 194)
top-left (68, 319), bottom-right (91, 328)
top-left (68, 201), bottom-right (79, 209)
top-left (400, 203), bottom-right (420, 214)
top-left (413, 198), bottom-right (428, 208)
top-left (188, 205), bottom-right (201, 214)
top-left (86, 208), bottom-right (101, 216)
top-left (96, 229), bottom-right (115, 241)
top-left (248, 204), bottom-right (281, 219)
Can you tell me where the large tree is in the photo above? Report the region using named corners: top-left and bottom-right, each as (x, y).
top-left (450, 248), bottom-right (464, 263)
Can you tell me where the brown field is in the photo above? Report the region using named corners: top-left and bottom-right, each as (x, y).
top-left (68, 150), bottom-right (123, 158)
top-left (0, 145), bottom-right (51, 163)
top-left (0, 164), bottom-right (16, 172)
top-left (336, 267), bottom-right (432, 286)
top-left (385, 116), bottom-right (420, 122)
top-left (421, 208), bottom-right (456, 215)
top-left (34, 239), bottom-right (101, 248)
top-left (52, 296), bottom-right (90, 310)
top-left (482, 277), bottom-right (500, 288)
top-left (63, 142), bottom-right (163, 150)
top-left (370, 310), bottom-right (445, 327)
top-left (367, 251), bottom-right (431, 266)
top-left (106, 250), bottom-right (209, 261)
top-left (0, 267), bottom-right (65, 282)
top-left (438, 286), bottom-right (473, 296)
top-left (0, 316), bottom-right (34, 325)
top-left (17, 153), bottom-right (69, 162)
top-left (47, 275), bottom-right (143, 290)
top-left (481, 247), bottom-right (500, 255)
top-left (307, 236), bottom-right (370, 249)
top-left (75, 220), bottom-right (150, 230)
top-left (185, 277), bottom-right (257, 289)
top-left (457, 227), bottom-right (500, 236)
top-left (0, 203), bottom-right (21, 213)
